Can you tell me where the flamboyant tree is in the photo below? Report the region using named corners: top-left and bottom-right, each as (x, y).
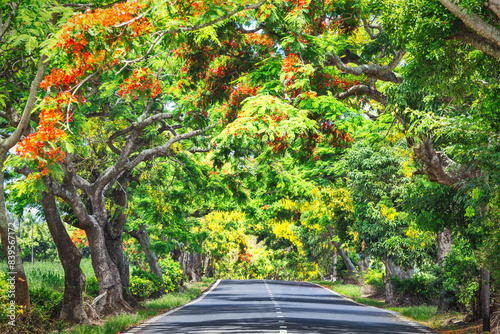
top-left (14, 0), bottom-right (270, 317)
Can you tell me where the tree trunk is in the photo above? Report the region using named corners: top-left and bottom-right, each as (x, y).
top-left (437, 227), bottom-right (453, 265)
top-left (481, 268), bottom-right (491, 332)
top-left (332, 247), bottom-right (338, 281)
top-left (0, 154), bottom-right (29, 307)
top-left (127, 225), bottom-right (164, 286)
top-left (383, 258), bottom-right (396, 305)
top-left (105, 183), bottom-right (141, 308)
top-left (85, 222), bottom-right (132, 315)
top-left (31, 224), bottom-right (34, 265)
top-left (333, 241), bottom-right (358, 283)
top-left (326, 226), bottom-right (357, 283)
top-left (105, 230), bottom-right (141, 308)
top-left (358, 254), bottom-right (370, 272)
top-left (40, 189), bottom-right (89, 324)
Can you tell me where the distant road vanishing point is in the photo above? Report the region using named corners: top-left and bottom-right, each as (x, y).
top-left (121, 279), bottom-right (434, 334)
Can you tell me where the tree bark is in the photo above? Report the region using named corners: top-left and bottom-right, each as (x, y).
top-left (40, 189), bottom-right (89, 324)
top-left (0, 153), bottom-right (29, 307)
top-left (105, 182), bottom-right (141, 308)
top-left (481, 268), bottom-right (491, 332)
top-left (326, 225), bottom-right (357, 283)
top-left (0, 51), bottom-right (49, 309)
top-left (383, 258), bottom-right (396, 305)
top-left (332, 247), bottom-right (338, 280)
top-left (438, 0), bottom-right (500, 49)
top-left (358, 254), bottom-right (370, 272)
top-left (332, 240), bottom-right (358, 283)
top-left (85, 222), bottom-right (132, 315)
top-left (437, 227), bottom-right (453, 265)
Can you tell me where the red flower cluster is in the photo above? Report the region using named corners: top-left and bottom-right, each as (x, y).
top-left (70, 229), bottom-right (88, 248)
top-left (282, 53), bottom-right (301, 78)
top-left (58, 0), bottom-right (151, 55)
top-left (239, 253), bottom-right (252, 263)
top-left (220, 83), bottom-right (258, 123)
top-left (247, 33), bottom-right (275, 48)
top-left (40, 67), bottom-right (87, 91)
top-left (16, 92), bottom-right (79, 177)
top-left (118, 68), bottom-right (161, 100)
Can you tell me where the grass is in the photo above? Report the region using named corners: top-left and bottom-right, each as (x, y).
top-left (388, 305), bottom-right (438, 322)
top-left (0, 259), bottom-right (95, 291)
top-left (314, 280), bottom-right (440, 325)
top-left (353, 297), bottom-right (385, 308)
top-left (63, 278), bottom-right (215, 334)
top-left (311, 280), bottom-right (362, 298)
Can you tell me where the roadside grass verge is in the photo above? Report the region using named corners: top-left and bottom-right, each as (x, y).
top-left (314, 280), bottom-right (438, 324)
top-left (64, 278), bottom-right (215, 334)
top-left (311, 280), bottom-right (361, 298)
top-left (388, 305), bottom-right (438, 322)
top-left (0, 259), bottom-right (95, 291)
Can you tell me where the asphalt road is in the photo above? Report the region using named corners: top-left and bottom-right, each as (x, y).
top-left (123, 279), bottom-right (433, 334)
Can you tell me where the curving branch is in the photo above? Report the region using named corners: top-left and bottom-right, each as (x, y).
top-left (325, 49), bottom-right (405, 84)
top-left (335, 84), bottom-right (388, 106)
top-left (438, 0), bottom-right (500, 48)
top-left (0, 0), bottom-right (22, 41)
top-left (125, 124), bottom-right (216, 171)
top-left (412, 138), bottom-right (482, 188)
top-left (44, 176), bottom-right (95, 229)
top-left (361, 17), bottom-right (383, 40)
top-left (450, 30), bottom-right (500, 59)
top-left (0, 54), bottom-right (48, 152)
top-left (485, 0), bottom-right (500, 20)
top-left (189, 146), bottom-right (211, 153)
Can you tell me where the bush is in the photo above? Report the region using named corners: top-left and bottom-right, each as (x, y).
top-left (0, 281), bottom-right (66, 333)
top-left (158, 257), bottom-right (182, 292)
top-left (131, 268), bottom-right (166, 299)
top-left (129, 275), bottom-right (155, 299)
top-left (85, 275), bottom-right (99, 297)
top-left (29, 286), bottom-right (63, 321)
top-left (391, 271), bottom-right (438, 304)
top-left (442, 238), bottom-right (479, 311)
top-left (364, 268), bottom-right (384, 292)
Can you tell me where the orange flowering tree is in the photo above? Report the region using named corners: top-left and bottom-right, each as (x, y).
top-left (13, 0), bottom-right (269, 317)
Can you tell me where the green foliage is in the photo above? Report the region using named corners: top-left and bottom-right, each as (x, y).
top-left (158, 257), bottom-right (183, 292)
top-left (28, 286), bottom-right (63, 321)
top-left (364, 268), bottom-right (384, 292)
top-left (388, 305), bottom-right (438, 322)
top-left (85, 275), bottom-right (100, 298)
top-left (391, 272), bottom-right (439, 303)
top-left (129, 275), bottom-right (155, 300)
top-left (442, 238), bottom-right (480, 311)
top-left (130, 268), bottom-right (166, 299)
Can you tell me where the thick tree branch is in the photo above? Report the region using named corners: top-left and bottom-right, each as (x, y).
top-left (335, 84), bottom-right (388, 106)
top-left (439, 0), bottom-right (500, 47)
top-left (44, 176), bottom-right (94, 229)
top-left (485, 0), bottom-right (500, 20)
top-left (412, 138), bottom-right (481, 188)
top-left (125, 124), bottom-right (216, 171)
top-left (325, 49), bottom-right (405, 83)
top-left (450, 30), bottom-right (500, 59)
top-left (189, 146), bottom-right (211, 153)
top-left (0, 54), bottom-right (48, 152)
